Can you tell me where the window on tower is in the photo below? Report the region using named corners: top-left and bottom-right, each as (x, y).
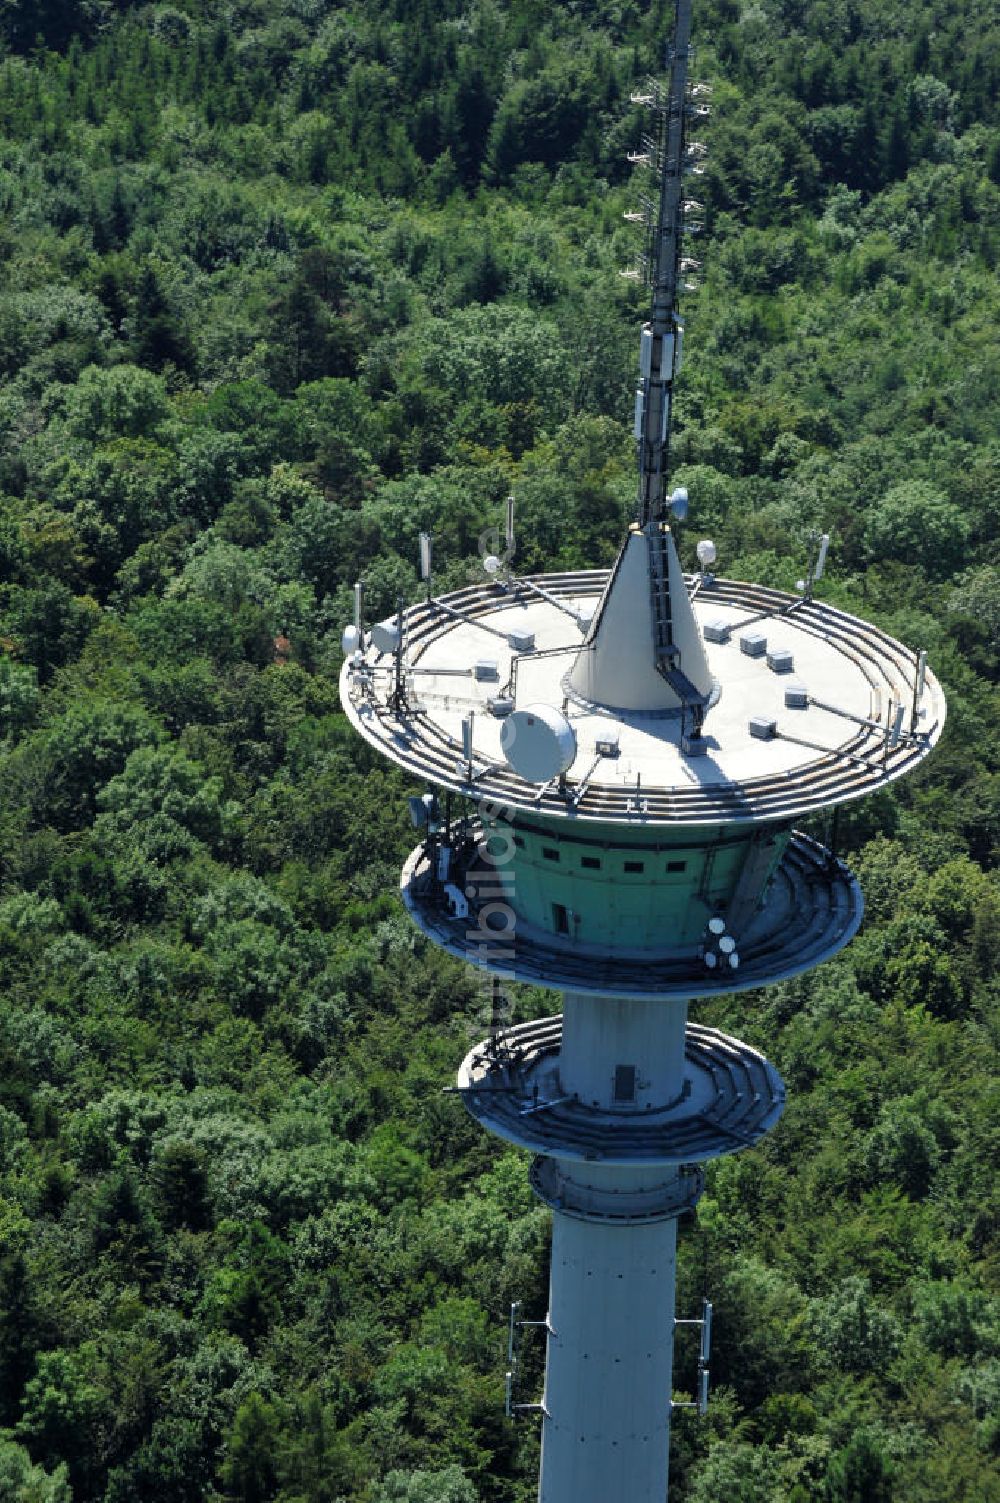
top-left (552, 903), bottom-right (570, 935)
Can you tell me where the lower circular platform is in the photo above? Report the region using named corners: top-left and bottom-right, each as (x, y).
top-left (458, 1017), bottom-right (785, 1166)
top-left (402, 830), bottom-right (862, 1000)
top-left (529, 1157), bottom-right (705, 1224)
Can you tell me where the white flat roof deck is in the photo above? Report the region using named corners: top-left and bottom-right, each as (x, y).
top-left (341, 569), bottom-right (945, 827)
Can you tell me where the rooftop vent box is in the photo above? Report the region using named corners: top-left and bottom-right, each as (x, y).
top-left (488, 696), bottom-right (515, 717)
top-left (740, 630), bottom-right (767, 658)
top-left (749, 715), bottom-right (777, 740)
top-left (703, 619), bottom-right (731, 644)
top-left (475, 659), bottom-right (499, 682)
top-left (507, 629), bottom-right (535, 653)
top-left (784, 682), bottom-right (808, 709)
top-left (767, 647), bottom-right (794, 674)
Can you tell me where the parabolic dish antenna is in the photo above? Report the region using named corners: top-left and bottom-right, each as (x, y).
top-left (500, 703), bottom-right (577, 783)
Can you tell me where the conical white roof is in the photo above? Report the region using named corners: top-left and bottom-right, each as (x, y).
top-left (567, 527), bottom-right (716, 714)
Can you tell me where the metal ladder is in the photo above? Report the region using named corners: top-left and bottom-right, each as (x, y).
top-left (649, 527), bottom-right (705, 740)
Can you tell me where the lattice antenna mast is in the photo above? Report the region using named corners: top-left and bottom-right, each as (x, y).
top-left (634, 0), bottom-right (698, 529)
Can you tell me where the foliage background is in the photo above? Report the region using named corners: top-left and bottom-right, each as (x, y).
top-left (0, 0), bottom-right (997, 1498)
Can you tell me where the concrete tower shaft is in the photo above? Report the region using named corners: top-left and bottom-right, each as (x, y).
top-left (527, 991), bottom-right (692, 1503)
top-left (540, 1207), bottom-right (680, 1502)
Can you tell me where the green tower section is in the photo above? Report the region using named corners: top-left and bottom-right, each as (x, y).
top-left (479, 814), bottom-right (790, 955)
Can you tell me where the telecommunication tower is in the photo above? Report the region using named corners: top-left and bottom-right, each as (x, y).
top-left (339, 1), bottom-right (944, 1497)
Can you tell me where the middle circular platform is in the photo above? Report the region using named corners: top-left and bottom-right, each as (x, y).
top-left (403, 829), bottom-right (862, 1000)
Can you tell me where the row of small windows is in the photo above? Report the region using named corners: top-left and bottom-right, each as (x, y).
top-left (528, 845), bottom-right (686, 876)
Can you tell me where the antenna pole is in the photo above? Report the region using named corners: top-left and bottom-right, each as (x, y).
top-left (389, 594), bottom-right (407, 713)
top-left (635, 0), bottom-right (695, 529)
top-left (419, 532), bottom-right (433, 602)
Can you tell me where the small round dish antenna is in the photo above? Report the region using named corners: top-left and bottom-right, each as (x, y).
top-left (483, 554), bottom-right (502, 575)
top-left (696, 539), bottom-right (717, 568)
top-left (341, 624), bottom-right (361, 656)
top-left (370, 619), bottom-right (401, 656)
top-left (500, 703), bottom-right (577, 783)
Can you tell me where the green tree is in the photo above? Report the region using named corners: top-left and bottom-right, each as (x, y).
top-left (32, 700), bottom-right (159, 833)
top-left (825, 1429), bottom-right (894, 1502)
top-left (220, 1393), bottom-right (280, 1503)
top-left (863, 482), bottom-right (970, 580)
top-left (0, 1437), bottom-right (71, 1503)
top-left (131, 264), bottom-right (194, 373)
top-left (371, 1464), bottom-right (478, 1503)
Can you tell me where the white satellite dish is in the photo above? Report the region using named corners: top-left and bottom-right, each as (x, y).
top-left (484, 554), bottom-right (501, 574)
top-left (341, 624), bottom-right (361, 656)
top-left (370, 619), bottom-right (400, 655)
top-left (500, 703), bottom-right (577, 783)
top-left (696, 539), bottom-right (717, 567)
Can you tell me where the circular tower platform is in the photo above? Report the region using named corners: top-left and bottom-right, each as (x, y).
top-left (340, 552), bottom-right (944, 829)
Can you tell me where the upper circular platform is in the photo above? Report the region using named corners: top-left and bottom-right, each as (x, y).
top-left (340, 560), bottom-right (945, 828)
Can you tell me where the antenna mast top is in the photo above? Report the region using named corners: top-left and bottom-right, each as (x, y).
top-left (634, 0), bottom-right (696, 529)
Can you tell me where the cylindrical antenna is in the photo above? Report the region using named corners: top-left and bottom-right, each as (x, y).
top-left (911, 648), bottom-right (927, 732)
top-left (419, 532), bottom-right (432, 600)
top-left (462, 712), bottom-right (474, 779)
top-left (508, 1301), bottom-right (521, 1365)
top-left (697, 1367), bottom-right (709, 1417)
top-left (814, 533), bottom-right (830, 581)
top-left (353, 580), bottom-right (363, 633)
top-left (889, 701), bottom-right (906, 748)
top-left (700, 1299), bottom-right (712, 1364)
top-left (506, 495), bottom-right (515, 560)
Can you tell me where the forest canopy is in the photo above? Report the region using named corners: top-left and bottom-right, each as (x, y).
top-left (0, 0), bottom-right (997, 1500)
